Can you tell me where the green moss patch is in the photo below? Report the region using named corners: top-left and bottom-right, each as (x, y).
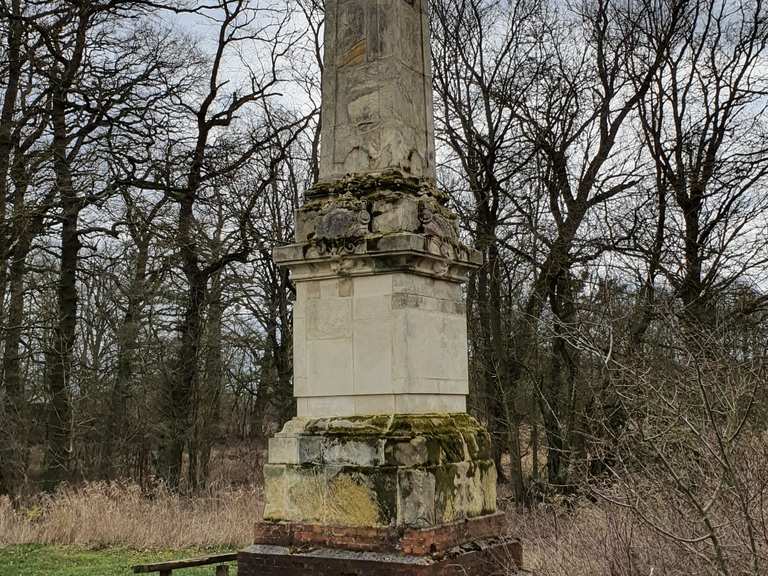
top-left (306, 170), bottom-right (447, 202)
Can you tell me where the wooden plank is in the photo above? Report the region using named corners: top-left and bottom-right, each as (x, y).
top-left (133, 553), bottom-right (238, 573)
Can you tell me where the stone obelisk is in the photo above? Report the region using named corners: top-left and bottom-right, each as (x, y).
top-left (238, 0), bottom-right (521, 573)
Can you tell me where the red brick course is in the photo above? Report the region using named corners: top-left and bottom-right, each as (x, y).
top-left (253, 512), bottom-right (509, 556)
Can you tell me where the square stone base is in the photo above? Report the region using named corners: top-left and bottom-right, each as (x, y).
top-left (264, 414), bottom-right (496, 528)
top-left (238, 538), bottom-right (522, 575)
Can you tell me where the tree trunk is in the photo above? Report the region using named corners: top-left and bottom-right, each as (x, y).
top-left (488, 242), bottom-right (525, 501)
top-left (474, 223), bottom-right (508, 484)
top-left (2, 154), bottom-right (51, 494)
top-left (161, 275), bottom-right (205, 490)
top-left (539, 270), bottom-right (578, 490)
top-left (192, 270), bottom-right (224, 490)
top-left (0, 0), bottom-right (23, 329)
top-left (679, 189), bottom-right (711, 350)
top-left (160, 195), bottom-right (205, 489)
top-left (531, 421), bottom-right (539, 483)
top-left (42, 93), bottom-right (80, 490)
top-left (0, 217), bottom-right (32, 495)
top-left (101, 239), bottom-right (150, 479)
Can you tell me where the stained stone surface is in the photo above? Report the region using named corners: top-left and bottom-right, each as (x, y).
top-left (263, 414), bottom-right (497, 528)
top-left (290, 272), bottom-right (471, 418)
top-left (319, 0), bottom-right (436, 183)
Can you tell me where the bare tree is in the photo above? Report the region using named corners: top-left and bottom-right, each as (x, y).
top-left (32, 1), bottom-right (188, 488)
top-left (431, 0), bottom-right (548, 501)
top-left (113, 0), bottom-right (308, 488)
top-left (635, 0), bottom-right (768, 343)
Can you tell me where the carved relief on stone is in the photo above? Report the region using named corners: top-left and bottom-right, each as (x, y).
top-left (321, 0), bottom-right (435, 182)
top-left (329, 257), bottom-right (357, 275)
top-left (418, 198), bottom-right (459, 242)
top-left (314, 196), bottom-right (371, 242)
top-left (431, 259), bottom-right (451, 278)
top-left (338, 0), bottom-right (366, 66)
top-left (304, 237), bottom-right (366, 262)
top-left (296, 182), bottom-right (460, 257)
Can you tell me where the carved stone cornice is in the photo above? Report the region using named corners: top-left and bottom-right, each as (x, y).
top-left (306, 170), bottom-right (448, 203)
top-left (277, 173), bottom-right (479, 282)
top-left (274, 232), bottom-right (481, 283)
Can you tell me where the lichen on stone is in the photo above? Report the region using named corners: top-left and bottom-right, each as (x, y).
top-left (264, 414), bottom-right (497, 528)
top-left (306, 169), bottom-right (449, 204)
top-left (266, 468), bottom-right (383, 527)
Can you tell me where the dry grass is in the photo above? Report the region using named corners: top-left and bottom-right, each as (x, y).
top-left (0, 482), bottom-right (686, 574)
top-left (2, 480), bottom-right (764, 574)
top-left (0, 482), bottom-right (261, 550)
top-left (507, 502), bottom-right (670, 576)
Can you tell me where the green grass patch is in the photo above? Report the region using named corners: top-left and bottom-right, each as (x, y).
top-left (0, 545), bottom-right (238, 576)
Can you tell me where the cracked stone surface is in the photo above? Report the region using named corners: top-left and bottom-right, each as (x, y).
top-left (263, 414), bottom-right (497, 528)
top-left (319, 0), bottom-right (436, 183)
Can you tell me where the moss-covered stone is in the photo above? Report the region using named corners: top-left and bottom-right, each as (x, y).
top-left (306, 169), bottom-right (448, 203)
top-left (384, 437), bottom-right (429, 467)
top-left (304, 414), bottom-right (395, 436)
top-left (263, 465), bottom-right (391, 527)
top-left (295, 184), bottom-right (460, 253)
top-left (264, 414), bottom-right (497, 529)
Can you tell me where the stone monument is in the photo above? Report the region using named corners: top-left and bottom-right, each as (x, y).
top-left (238, 0), bottom-right (521, 573)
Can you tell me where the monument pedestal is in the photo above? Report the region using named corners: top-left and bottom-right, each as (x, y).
top-left (236, 186), bottom-right (520, 572)
top-left (237, 0), bottom-right (522, 570)
top-left (241, 411), bottom-right (520, 575)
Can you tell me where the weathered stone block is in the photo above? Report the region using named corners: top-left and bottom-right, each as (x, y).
top-left (263, 464), bottom-right (397, 527)
top-left (267, 437), bottom-right (323, 466)
top-left (397, 468), bottom-right (436, 527)
top-left (307, 339), bottom-right (354, 396)
top-left (292, 269), bottom-right (472, 412)
top-left (393, 394), bottom-right (466, 414)
top-left (354, 274), bottom-right (393, 296)
top-left (355, 394), bottom-right (397, 414)
top-left (323, 437), bottom-right (385, 467)
top-left (263, 415), bottom-right (496, 529)
top-left (371, 196), bottom-right (420, 235)
top-left (353, 294), bottom-right (391, 318)
top-left (297, 396), bottom-right (356, 417)
top-left (353, 318), bottom-right (393, 394)
top-left (295, 209), bottom-right (318, 243)
top-left (307, 299), bottom-right (352, 339)
top-left (385, 436), bottom-right (429, 467)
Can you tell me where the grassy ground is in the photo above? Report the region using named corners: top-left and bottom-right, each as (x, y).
top-left (0, 545), bottom-right (238, 576)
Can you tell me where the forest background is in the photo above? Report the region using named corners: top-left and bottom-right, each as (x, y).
top-left (1, 0), bottom-right (768, 574)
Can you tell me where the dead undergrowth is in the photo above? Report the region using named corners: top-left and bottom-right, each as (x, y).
top-left (1, 481), bottom-right (765, 575)
top-left (0, 482), bottom-right (260, 550)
